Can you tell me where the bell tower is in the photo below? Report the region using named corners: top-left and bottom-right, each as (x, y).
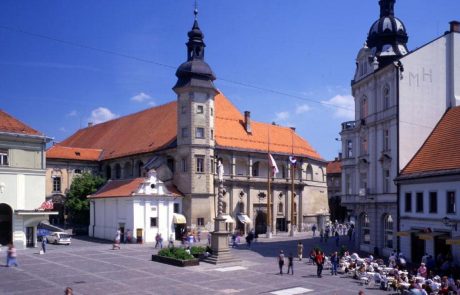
top-left (173, 7), bottom-right (218, 226)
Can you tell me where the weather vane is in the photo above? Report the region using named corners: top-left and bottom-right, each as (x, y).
top-left (194, 0), bottom-right (198, 20)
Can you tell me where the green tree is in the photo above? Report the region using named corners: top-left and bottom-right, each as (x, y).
top-left (65, 172), bottom-right (105, 226)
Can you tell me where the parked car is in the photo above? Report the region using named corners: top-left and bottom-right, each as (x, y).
top-left (46, 232), bottom-right (71, 245)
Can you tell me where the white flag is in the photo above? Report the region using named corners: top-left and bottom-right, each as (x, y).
top-left (269, 154), bottom-right (279, 176)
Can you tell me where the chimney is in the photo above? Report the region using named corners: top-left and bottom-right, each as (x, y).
top-left (244, 111), bottom-right (252, 133)
top-left (88, 122), bottom-right (94, 127)
top-left (290, 127), bottom-right (296, 132)
top-left (450, 21), bottom-right (460, 33)
top-left (338, 152), bottom-right (342, 160)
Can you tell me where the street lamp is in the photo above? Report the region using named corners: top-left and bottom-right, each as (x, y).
top-left (442, 216), bottom-right (458, 231)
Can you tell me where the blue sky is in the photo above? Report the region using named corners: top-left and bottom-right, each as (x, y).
top-left (1, 1), bottom-right (459, 160)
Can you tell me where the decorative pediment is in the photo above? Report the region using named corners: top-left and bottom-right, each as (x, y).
top-left (135, 169), bottom-right (170, 196)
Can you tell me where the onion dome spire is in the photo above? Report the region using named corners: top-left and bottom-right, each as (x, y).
top-left (173, 4), bottom-right (217, 91)
top-left (366, 0), bottom-right (409, 67)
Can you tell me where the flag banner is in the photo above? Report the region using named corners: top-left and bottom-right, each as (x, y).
top-left (289, 156), bottom-right (297, 167)
top-left (39, 200), bottom-right (54, 210)
top-left (269, 154), bottom-right (279, 176)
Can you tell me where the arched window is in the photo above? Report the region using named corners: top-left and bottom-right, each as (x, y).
top-left (235, 158), bottom-right (248, 176)
top-left (383, 86), bottom-right (390, 109)
top-left (306, 164), bottom-right (313, 181)
top-left (360, 96), bottom-right (368, 119)
top-left (293, 202), bottom-right (297, 225)
top-left (106, 165), bottom-right (112, 179)
top-left (135, 161), bottom-right (144, 177)
top-left (115, 164), bottom-right (121, 179)
top-left (252, 162), bottom-right (260, 177)
top-left (360, 213), bottom-right (371, 244)
top-left (238, 202), bottom-right (245, 213)
top-left (123, 162), bottom-right (132, 178)
top-left (278, 202), bottom-right (284, 213)
top-left (383, 214), bottom-right (394, 249)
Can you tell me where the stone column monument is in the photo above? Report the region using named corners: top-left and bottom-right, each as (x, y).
top-left (203, 159), bottom-right (240, 264)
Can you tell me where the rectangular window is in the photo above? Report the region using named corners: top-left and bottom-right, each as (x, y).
top-left (347, 140), bottom-right (353, 158)
top-left (197, 218), bottom-right (204, 226)
top-left (52, 176), bottom-right (61, 192)
top-left (181, 104), bottom-right (186, 114)
top-left (195, 127), bottom-right (205, 139)
top-left (196, 105), bottom-right (204, 114)
top-left (181, 127), bottom-right (188, 138)
top-left (383, 129), bottom-right (390, 151)
top-left (383, 170), bottom-right (390, 193)
top-left (181, 158), bottom-right (188, 173)
top-left (447, 191), bottom-right (456, 214)
top-left (150, 217), bottom-right (158, 227)
top-left (405, 192), bottom-right (412, 212)
top-left (173, 203), bottom-right (180, 213)
top-left (211, 129), bottom-right (214, 140)
top-left (0, 149), bottom-right (9, 166)
top-left (416, 192), bottom-right (424, 213)
top-left (210, 108), bottom-right (213, 116)
top-left (196, 156), bottom-right (204, 173)
top-left (429, 192), bottom-right (438, 213)
top-left (211, 159), bottom-right (215, 174)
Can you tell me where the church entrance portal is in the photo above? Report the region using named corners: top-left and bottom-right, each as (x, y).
top-left (0, 203), bottom-right (13, 245)
top-left (255, 211), bottom-right (267, 235)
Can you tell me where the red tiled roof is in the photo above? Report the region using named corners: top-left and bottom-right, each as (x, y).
top-left (327, 159), bottom-right (341, 174)
top-left (47, 145), bottom-right (102, 161)
top-left (0, 109), bottom-right (42, 136)
top-left (56, 92), bottom-right (322, 161)
top-left (59, 101), bottom-right (177, 160)
top-left (214, 94), bottom-right (323, 160)
top-left (89, 178), bottom-right (183, 198)
top-left (401, 106), bottom-right (460, 176)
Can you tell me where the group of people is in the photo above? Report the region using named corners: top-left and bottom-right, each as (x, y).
top-left (314, 222), bottom-right (355, 245)
top-left (230, 229), bottom-right (258, 248)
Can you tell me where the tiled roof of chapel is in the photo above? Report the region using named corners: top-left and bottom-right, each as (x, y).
top-left (400, 106), bottom-right (460, 177)
top-left (47, 145), bottom-right (103, 161)
top-left (52, 92), bottom-right (323, 161)
top-left (88, 178), bottom-right (182, 198)
top-left (326, 159), bottom-right (342, 174)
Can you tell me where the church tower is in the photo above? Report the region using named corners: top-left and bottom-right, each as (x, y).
top-left (173, 8), bottom-right (218, 226)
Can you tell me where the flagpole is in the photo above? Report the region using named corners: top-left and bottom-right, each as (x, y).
top-left (267, 125), bottom-right (272, 238)
top-left (290, 128), bottom-right (295, 237)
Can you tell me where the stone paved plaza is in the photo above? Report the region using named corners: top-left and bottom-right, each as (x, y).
top-left (0, 233), bottom-right (396, 295)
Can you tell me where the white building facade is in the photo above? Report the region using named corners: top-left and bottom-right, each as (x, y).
top-left (88, 170), bottom-right (183, 243)
top-left (0, 110), bottom-right (56, 249)
top-left (340, 0), bottom-right (460, 256)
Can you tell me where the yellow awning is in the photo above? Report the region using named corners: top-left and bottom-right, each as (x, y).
top-left (417, 232), bottom-right (449, 240)
top-left (446, 237), bottom-right (460, 245)
top-left (237, 214), bottom-right (251, 224)
top-left (172, 213), bottom-right (186, 224)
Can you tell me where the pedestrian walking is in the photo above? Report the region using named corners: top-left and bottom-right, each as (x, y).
top-left (312, 224), bottom-right (317, 237)
top-left (315, 250), bottom-right (325, 278)
top-left (113, 228), bottom-right (121, 250)
top-left (335, 230), bottom-right (340, 247)
top-left (320, 228), bottom-right (324, 242)
top-left (297, 241), bottom-right (304, 261)
top-left (330, 251), bottom-right (339, 275)
top-left (64, 287), bottom-right (73, 295)
top-left (6, 243), bottom-right (18, 267)
top-left (278, 250), bottom-right (285, 275)
top-left (41, 237), bottom-right (47, 254)
top-left (155, 233), bottom-right (161, 248)
top-left (287, 253), bottom-right (294, 275)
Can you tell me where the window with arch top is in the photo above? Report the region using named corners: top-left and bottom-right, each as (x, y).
top-left (360, 213), bottom-right (371, 244)
top-left (383, 86), bottom-right (390, 109)
top-left (360, 96), bottom-right (368, 119)
top-left (383, 214), bottom-right (393, 249)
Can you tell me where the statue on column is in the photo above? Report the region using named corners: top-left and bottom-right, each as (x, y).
top-left (217, 158), bottom-right (224, 183)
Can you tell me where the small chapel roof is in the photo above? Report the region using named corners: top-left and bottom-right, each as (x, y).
top-left (89, 177), bottom-right (182, 199)
top-left (326, 159), bottom-right (341, 174)
top-left (0, 109), bottom-right (43, 136)
top-left (399, 106), bottom-right (460, 178)
top-left (53, 92), bottom-right (323, 161)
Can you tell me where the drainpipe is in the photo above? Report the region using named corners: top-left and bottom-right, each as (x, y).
top-left (396, 61), bottom-right (402, 253)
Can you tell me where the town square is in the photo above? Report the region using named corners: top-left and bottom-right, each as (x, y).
top-left (1, 0), bottom-right (460, 294)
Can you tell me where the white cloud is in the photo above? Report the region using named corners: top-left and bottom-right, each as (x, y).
top-left (295, 104), bottom-right (311, 114)
top-left (147, 101), bottom-right (156, 106)
top-left (275, 111), bottom-right (290, 121)
top-left (88, 107), bottom-right (118, 124)
top-left (130, 92), bottom-right (152, 103)
top-left (321, 94), bottom-right (355, 120)
top-left (66, 110), bottom-right (77, 117)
